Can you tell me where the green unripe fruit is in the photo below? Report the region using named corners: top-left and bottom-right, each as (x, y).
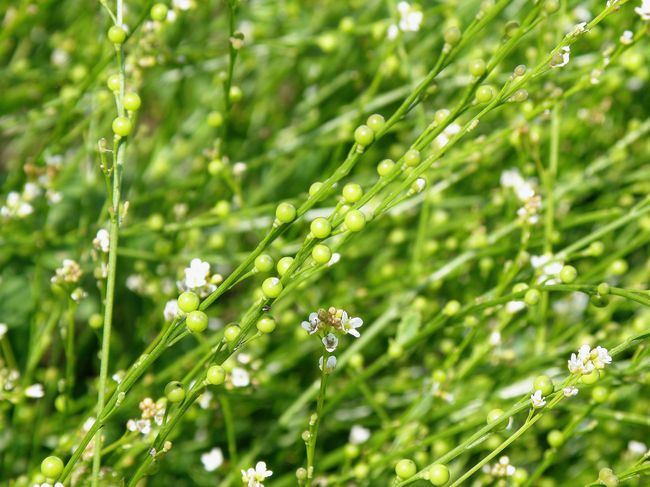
top-left (476, 85), bottom-right (495, 103)
top-left (395, 459), bottom-right (417, 480)
top-left (533, 375), bottom-right (554, 396)
top-left (312, 244), bottom-right (332, 264)
top-left (207, 111), bottom-right (224, 127)
top-left (254, 254), bottom-right (274, 273)
top-left (512, 468), bottom-right (528, 485)
top-left (487, 408), bottom-right (508, 431)
top-left (377, 159), bottom-right (395, 177)
top-left (388, 340), bottom-right (403, 359)
top-left (229, 85), bottom-right (242, 102)
top-left (597, 282), bottom-right (610, 296)
top-left (524, 289), bottom-right (540, 305)
top-left (590, 294), bottom-right (609, 308)
top-left (277, 256), bottom-right (294, 276)
top-left (404, 149), bottom-right (421, 167)
top-left (186, 310), bottom-right (208, 333)
top-left (256, 317), bottom-right (276, 334)
top-left (107, 74), bottom-right (120, 92)
top-left (208, 159), bottom-right (224, 175)
top-left (206, 365), bottom-right (226, 385)
top-left (124, 92), bottom-right (141, 111)
top-left (367, 114), bottom-right (385, 133)
top-left (309, 181), bottom-right (323, 196)
top-left (469, 59), bottom-right (486, 77)
top-left (344, 443), bottom-right (360, 459)
top-left (178, 291), bottom-right (200, 313)
top-left (592, 385), bottom-right (609, 403)
top-left (276, 202), bottom-right (297, 223)
top-left (224, 324), bottom-right (241, 342)
top-left (581, 369), bottom-right (600, 384)
top-left (559, 265), bottom-right (577, 283)
top-left (428, 464), bottom-right (450, 486)
top-left (342, 183), bottom-right (363, 203)
top-left (544, 0), bottom-right (560, 14)
top-left (89, 313), bottom-right (103, 329)
top-left (112, 116), bottom-right (132, 136)
top-left (151, 3), bottom-right (168, 21)
top-left (262, 277), bottom-right (283, 298)
top-left (609, 259), bottom-right (628, 276)
top-left (310, 217), bottom-right (332, 239)
top-left (345, 210), bottom-right (366, 232)
top-left (165, 381), bottom-right (185, 403)
top-left (443, 300), bottom-right (461, 316)
top-left (107, 25), bottom-right (127, 44)
top-left (547, 429), bottom-right (564, 448)
top-left (41, 456), bottom-right (64, 479)
top-left (443, 26), bottom-right (461, 45)
top-left (354, 463), bottom-right (369, 480)
top-left (354, 124), bottom-right (374, 147)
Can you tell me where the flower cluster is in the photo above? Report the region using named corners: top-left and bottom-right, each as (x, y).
top-left (568, 344), bottom-right (612, 374)
top-left (387, 1), bottom-right (423, 39)
top-left (241, 461), bottom-right (272, 487)
top-left (484, 455), bottom-right (516, 478)
top-left (51, 259), bottom-right (83, 285)
top-left (301, 307), bottom-right (363, 372)
top-left (500, 168), bottom-right (540, 224)
top-left (177, 258), bottom-right (219, 297)
top-left (635, 0), bottom-right (650, 20)
top-left (126, 397), bottom-right (166, 435)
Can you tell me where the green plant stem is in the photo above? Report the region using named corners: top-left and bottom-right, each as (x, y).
top-left (305, 354), bottom-right (331, 487)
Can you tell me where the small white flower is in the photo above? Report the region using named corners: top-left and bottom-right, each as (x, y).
top-left (572, 22), bottom-right (588, 36)
top-left (620, 30), bottom-right (634, 45)
top-left (319, 355), bottom-right (337, 372)
top-left (563, 386), bottom-right (579, 397)
top-left (23, 182), bottom-right (41, 201)
top-left (164, 299), bottom-right (179, 321)
top-left (635, 0), bottom-right (650, 20)
top-left (387, 24), bottom-right (399, 40)
top-left (530, 389), bottom-right (546, 408)
top-left (184, 258), bottom-right (211, 289)
top-left (25, 383), bottom-right (45, 398)
top-left (51, 259), bottom-right (82, 284)
top-left (567, 344), bottom-right (612, 374)
top-left (506, 300), bottom-right (526, 314)
top-left (173, 0), bottom-right (193, 10)
top-left (591, 346), bottom-right (612, 369)
top-left (550, 46), bottom-right (571, 68)
top-left (397, 2), bottom-right (423, 32)
top-left (322, 333), bottom-right (339, 352)
top-left (301, 312), bottom-right (320, 334)
top-left (201, 447), bottom-right (224, 472)
top-left (500, 168), bottom-right (535, 202)
top-left (231, 367), bottom-right (250, 388)
top-left (93, 229), bottom-right (110, 253)
top-left (340, 311), bottom-right (363, 338)
top-left (628, 440), bottom-right (648, 455)
top-left (489, 330), bottom-right (501, 346)
top-left (349, 425), bottom-right (371, 444)
top-left (241, 461), bottom-right (273, 487)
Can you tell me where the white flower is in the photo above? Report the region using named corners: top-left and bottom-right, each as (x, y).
top-left (93, 229), bottom-right (110, 253)
top-left (500, 168), bottom-right (535, 202)
top-left (23, 182), bottom-right (41, 201)
top-left (319, 355), bottom-right (337, 372)
top-left (635, 0), bottom-right (650, 20)
top-left (387, 24), bottom-right (399, 40)
top-left (301, 312), bottom-right (320, 334)
top-left (173, 0), bottom-right (193, 10)
top-left (241, 461), bottom-right (273, 487)
top-left (0, 323), bottom-right (7, 339)
top-left (489, 456), bottom-right (516, 477)
top-left (397, 2), bottom-right (423, 32)
top-left (506, 300), bottom-right (526, 314)
top-left (231, 367), bottom-right (250, 388)
top-left (340, 311), bottom-right (363, 338)
top-left (572, 22), bottom-right (588, 36)
top-left (567, 344), bottom-right (612, 374)
top-left (349, 425), bottom-right (371, 444)
top-left (201, 447), bottom-right (224, 472)
top-left (550, 46), bottom-right (571, 68)
top-left (563, 386), bottom-right (579, 397)
top-left (530, 389), bottom-right (546, 408)
top-left (164, 300), bottom-right (179, 321)
top-left (184, 258), bottom-right (211, 289)
top-left (620, 30), bottom-right (634, 45)
top-left (489, 330), bottom-right (501, 346)
top-left (322, 333), bottom-right (339, 352)
top-left (628, 440), bottom-right (648, 455)
top-left (51, 259), bottom-right (82, 284)
top-left (25, 383), bottom-right (45, 398)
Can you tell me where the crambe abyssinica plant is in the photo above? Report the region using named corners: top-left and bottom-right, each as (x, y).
top-left (1, 0), bottom-right (650, 486)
